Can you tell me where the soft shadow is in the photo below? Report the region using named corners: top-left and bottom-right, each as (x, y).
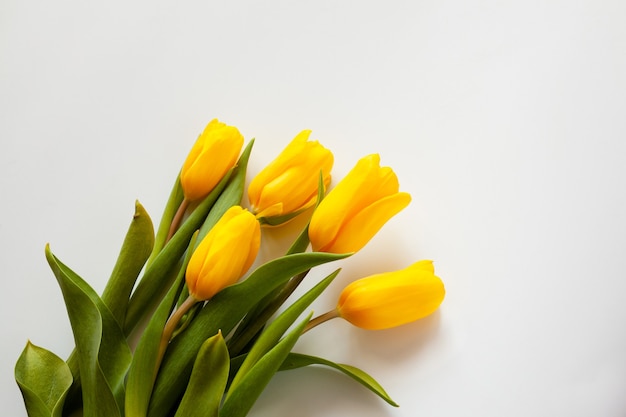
top-left (349, 310), bottom-right (443, 363)
top-left (250, 366), bottom-right (396, 417)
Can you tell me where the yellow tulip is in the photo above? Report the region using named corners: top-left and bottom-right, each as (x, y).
top-left (180, 119), bottom-right (244, 202)
top-left (308, 154), bottom-right (411, 253)
top-left (248, 130), bottom-right (333, 223)
top-left (185, 206), bottom-right (261, 300)
top-left (337, 260), bottom-right (445, 330)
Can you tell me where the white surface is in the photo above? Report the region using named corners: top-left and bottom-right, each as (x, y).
top-left (2, 1), bottom-right (626, 416)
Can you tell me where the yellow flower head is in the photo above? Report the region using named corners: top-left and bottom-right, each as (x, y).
top-left (308, 154), bottom-right (411, 253)
top-left (180, 119), bottom-right (244, 202)
top-left (337, 260), bottom-right (445, 330)
top-left (248, 130), bottom-right (333, 223)
top-left (185, 206), bottom-right (261, 300)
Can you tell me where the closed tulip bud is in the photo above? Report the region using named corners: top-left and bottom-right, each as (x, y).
top-left (337, 260), bottom-right (445, 330)
top-left (185, 206), bottom-right (261, 300)
top-left (248, 130), bottom-right (333, 224)
top-left (308, 154), bottom-right (411, 253)
top-left (180, 119), bottom-right (244, 202)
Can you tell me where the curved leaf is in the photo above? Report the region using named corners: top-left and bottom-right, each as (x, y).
top-left (147, 251), bottom-right (349, 417)
top-left (230, 269), bottom-right (340, 390)
top-left (220, 314), bottom-right (312, 417)
top-left (64, 201), bottom-right (154, 413)
top-left (15, 341), bottom-right (73, 417)
top-left (45, 245), bottom-right (131, 417)
top-left (102, 200), bottom-right (155, 325)
top-left (280, 352), bottom-right (398, 407)
top-left (173, 332), bottom-right (229, 417)
top-left (125, 233), bottom-right (196, 417)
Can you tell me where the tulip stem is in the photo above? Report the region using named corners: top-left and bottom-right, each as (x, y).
top-left (166, 197), bottom-right (190, 242)
top-left (157, 295), bottom-right (197, 369)
top-left (303, 310), bottom-right (340, 333)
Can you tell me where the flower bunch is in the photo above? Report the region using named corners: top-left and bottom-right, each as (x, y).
top-left (15, 119), bottom-right (445, 417)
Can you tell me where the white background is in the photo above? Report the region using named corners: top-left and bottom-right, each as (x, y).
top-left (2, 1), bottom-right (626, 416)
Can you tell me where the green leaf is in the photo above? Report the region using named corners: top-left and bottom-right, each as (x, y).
top-left (102, 200), bottom-right (155, 325)
top-left (230, 269), bottom-right (340, 390)
top-left (45, 245), bottom-right (132, 417)
top-left (280, 353), bottom-right (399, 407)
top-left (63, 201), bottom-right (154, 413)
top-left (125, 232), bottom-right (192, 417)
top-left (147, 251), bottom-right (349, 417)
top-left (256, 207), bottom-right (308, 227)
top-left (15, 341), bottom-right (73, 417)
top-left (173, 332), bottom-right (230, 417)
top-left (220, 314), bottom-right (312, 417)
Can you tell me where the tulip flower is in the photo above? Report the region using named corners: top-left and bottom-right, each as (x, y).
top-left (337, 260), bottom-right (444, 330)
top-left (308, 154), bottom-right (411, 253)
top-left (185, 206), bottom-right (261, 300)
top-left (248, 130), bottom-right (333, 224)
top-left (180, 119), bottom-right (244, 202)
top-left (305, 261), bottom-right (444, 332)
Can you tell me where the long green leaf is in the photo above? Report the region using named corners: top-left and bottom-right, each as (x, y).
top-left (147, 252), bottom-right (349, 417)
top-left (125, 232), bottom-right (195, 417)
top-left (229, 269), bottom-right (340, 391)
top-left (220, 314), bottom-right (312, 417)
top-left (63, 201), bottom-right (154, 413)
top-left (173, 332), bottom-right (230, 417)
top-left (45, 245), bottom-right (132, 417)
top-left (15, 342), bottom-right (73, 417)
top-left (102, 200), bottom-right (155, 325)
top-left (280, 352), bottom-right (399, 407)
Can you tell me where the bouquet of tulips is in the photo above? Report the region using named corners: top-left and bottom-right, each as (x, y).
top-left (15, 119), bottom-right (445, 417)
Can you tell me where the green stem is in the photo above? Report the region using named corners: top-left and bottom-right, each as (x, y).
top-left (303, 309), bottom-right (340, 333)
top-left (165, 198), bottom-right (190, 243)
top-left (156, 295), bottom-right (198, 370)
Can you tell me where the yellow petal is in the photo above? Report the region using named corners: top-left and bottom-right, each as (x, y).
top-left (248, 130), bottom-right (333, 221)
top-left (180, 120), bottom-right (244, 201)
top-left (185, 206), bottom-right (260, 300)
top-left (309, 154), bottom-right (405, 253)
top-left (321, 192), bottom-right (411, 253)
top-left (337, 263), bottom-right (445, 330)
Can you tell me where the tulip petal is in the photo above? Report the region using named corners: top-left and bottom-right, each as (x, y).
top-left (318, 191), bottom-right (411, 253)
top-left (309, 154), bottom-right (405, 253)
top-left (248, 130), bottom-right (333, 221)
top-left (180, 120), bottom-right (244, 201)
top-left (187, 207), bottom-right (260, 301)
top-left (337, 265), bottom-right (445, 330)
top-left (248, 131), bottom-right (312, 208)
